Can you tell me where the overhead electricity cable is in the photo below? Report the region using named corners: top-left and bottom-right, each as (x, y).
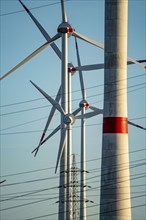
top-left (88, 160), bottom-right (146, 174)
top-left (0, 73), bottom-right (145, 108)
top-left (0, 176), bottom-right (59, 188)
top-left (0, 172), bottom-right (145, 207)
top-left (0, 147), bottom-right (145, 178)
top-left (0, 186), bottom-right (58, 202)
top-left (0, 116), bottom-right (48, 132)
top-left (12, 200), bottom-right (145, 220)
top-left (1, 180), bottom-right (145, 201)
top-left (1, 174), bottom-right (145, 203)
top-left (0, 1), bottom-right (102, 18)
top-left (83, 203), bottom-right (146, 220)
top-left (0, 99), bottom-right (145, 131)
top-left (1, 185), bottom-right (145, 217)
top-left (0, 192), bottom-right (145, 213)
top-left (0, 1), bottom-right (70, 17)
top-left (0, 196), bottom-right (58, 212)
top-left (0, 82), bottom-right (145, 117)
top-left (1, 172), bottom-right (145, 202)
top-left (0, 159), bottom-right (145, 190)
top-left (0, 156), bottom-right (145, 204)
top-left (0, 172), bottom-right (145, 208)
top-left (1, 116), bottom-right (145, 135)
top-left (1, 189), bottom-right (145, 201)
top-left (2, 184), bottom-right (145, 199)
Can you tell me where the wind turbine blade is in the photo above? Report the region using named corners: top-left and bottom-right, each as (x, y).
top-left (18, 0), bottom-right (62, 59)
top-left (0, 34), bottom-right (60, 81)
top-left (39, 86), bottom-right (61, 142)
top-left (76, 110), bottom-right (102, 119)
top-left (136, 59), bottom-right (146, 63)
top-left (72, 107), bottom-right (82, 116)
top-left (32, 143), bottom-right (41, 157)
top-left (75, 59), bottom-right (146, 71)
top-left (32, 125), bottom-right (61, 156)
top-left (75, 38), bottom-right (86, 100)
top-left (73, 31), bottom-right (145, 69)
top-left (127, 58), bottom-right (146, 69)
top-left (41, 125), bottom-right (61, 145)
top-left (127, 59), bottom-right (146, 65)
top-left (73, 31), bottom-right (104, 49)
top-left (33, 86), bottom-right (61, 155)
top-left (128, 121), bottom-right (146, 130)
top-left (30, 81), bottom-right (65, 115)
top-left (76, 59), bottom-right (146, 71)
top-left (0, 180), bottom-right (6, 184)
top-left (61, 0), bottom-right (67, 22)
top-left (55, 127), bottom-right (67, 173)
top-left (89, 106), bottom-right (103, 113)
top-left (76, 63), bottom-right (104, 71)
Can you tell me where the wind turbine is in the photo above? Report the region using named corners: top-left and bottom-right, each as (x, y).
top-left (30, 37), bottom-right (104, 220)
top-left (30, 78), bottom-right (103, 220)
top-left (1, 0), bottom-right (146, 81)
top-left (74, 38), bottom-right (102, 220)
top-left (30, 80), bottom-right (80, 219)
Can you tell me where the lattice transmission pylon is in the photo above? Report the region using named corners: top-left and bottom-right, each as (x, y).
top-left (70, 154), bottom-right (80, 220)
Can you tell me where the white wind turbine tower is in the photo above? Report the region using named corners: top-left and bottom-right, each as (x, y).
top-left (0, 1), bottom-right (105, 219)
top-left (74, 38), bottom-right (102, 220)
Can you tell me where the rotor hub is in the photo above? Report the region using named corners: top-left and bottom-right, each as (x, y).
top-left (63, 114), bottom-right (75, 125)
top-left (57, 22), bottom-right (74, 36)
top-left (68, 63), bottom-right (76, 75)
top-left (79, 100), bottom-right (90, 109)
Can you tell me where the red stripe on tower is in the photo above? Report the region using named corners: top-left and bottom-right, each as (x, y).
top-left (103, 117), bottom-right (128, 133)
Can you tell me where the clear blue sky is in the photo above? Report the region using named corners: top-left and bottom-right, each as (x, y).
top-left (0, 0), bottom-right (145, 220)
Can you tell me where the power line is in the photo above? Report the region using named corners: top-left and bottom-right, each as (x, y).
top-left (0, 0), bottom-right (121, 18)
top-left (0, 196), bottom-right (58, 212)
top-left (1, 189), bottom-right (145, 201)
top-left (0, 190), bottom-right (145, 213)
top-left (0, 158), bottom-right (145, 191)
top-left (1, 116), bottom-right (145, 135)
top-left (0, 113), bottom-right (145, 133)
top-left (0, 116), bottom-right (47, 132)
top-left (0, 73), bottom-right (145, 109)
top-left (1, 176), bottom-right (145, 204)
top-left (0, 82), bottom-right (145, 117)
top-left (17, 200), bottom-right (146, 220)
top-left (0, 169), bottom-right (145, 206)
top-left (0, 186), bottom-right (58, 203)
top-left (1, 171), bottom-right (146, 210)
top-left (1, 183), bottom-right (145, 199)
top-left (0, 147), bottom-right (145, 178)
top-left (0, 1), bottom-right (70, 17)
top-left (1, 177), bottom-right (145, 217)
top-left (0, 84), bottom-right (145, 121)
